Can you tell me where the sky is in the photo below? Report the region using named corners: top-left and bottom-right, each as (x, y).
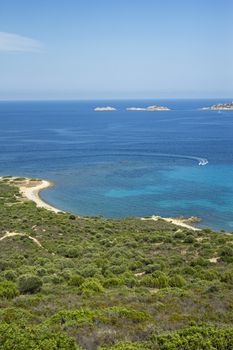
top-left (0, 0), bottom-right (232, 100)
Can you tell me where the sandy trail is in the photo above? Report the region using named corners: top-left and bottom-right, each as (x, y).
top-left (0, 231), bottom-right (42, 247)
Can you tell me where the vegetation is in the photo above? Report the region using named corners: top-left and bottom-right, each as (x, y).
top-left (0, 177), bottom-right (233, 349)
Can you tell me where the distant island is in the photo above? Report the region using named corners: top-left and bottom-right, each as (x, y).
top-left (127, 105), bottom-right (170, 111)
top-left (202, 102), bottom-right (233, 111)
top-left (94, 106), bottom-right (117, 111)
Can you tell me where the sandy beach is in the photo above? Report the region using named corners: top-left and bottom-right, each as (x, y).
top-left (141, 215), bottom-right (201, 231)
top-left (19, 179), bottom-right (63, 213)
top-left (1, 176), bottom-right (200, 230)
top-left (0, 177), bottom-right (62, 213)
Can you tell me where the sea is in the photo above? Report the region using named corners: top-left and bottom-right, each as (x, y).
top-left (0, 99), bottom-right (233, 231)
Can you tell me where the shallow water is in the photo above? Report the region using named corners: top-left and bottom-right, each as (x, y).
top-left (0, 99), bottom-right (233, 231)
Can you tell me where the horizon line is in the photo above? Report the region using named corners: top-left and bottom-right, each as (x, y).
top-left (0, 97), bottom-right (232, 102)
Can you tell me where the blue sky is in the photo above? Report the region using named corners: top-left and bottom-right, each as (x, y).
top-left (0, 0), bottom-right (232, 99)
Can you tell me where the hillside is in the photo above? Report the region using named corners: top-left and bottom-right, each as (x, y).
top-left (0, 177), bottom-right (233, 349)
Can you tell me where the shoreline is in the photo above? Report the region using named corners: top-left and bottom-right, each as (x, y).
top-left (0, 176), bottom-right (63, 213)
top-left (19, 179), bottom-right (63, 213)
top-left (141, 215), bottom-right (201, 231)
top-left (1, 176), bottom-right (200, 230)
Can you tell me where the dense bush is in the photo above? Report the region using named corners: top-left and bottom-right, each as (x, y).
top-left (152, 271), bottom-right (170, 288)
top-left (100, 325), bottom-right (233, 349)
top-left (220, 246), bottom-right (233, 262)
top-left (3, 270), bottom-right (17, 281)
top-left (221, 270), bottom-right (233, 284)
top-left (17, 274), bottom-right (42, 294)
top-left (68, 274), bottom-right (85, 287)
top-left (170, 274), bottom-right (186, 287)
top-left (1, 180), bottom-right (233, 349)
top-left (0, 307), bottom-right (35, 325)
top-left (151, 325), bottom-right (233, 350)
top-left (103, 277), bottom-right (123, 288)
top-left (0, 323), bottom-right (79, 350)
top-left (99, 341), bottom-right (150, 349)
top-left (78, 278), bottom-right (104, 295)
top-left (0, 281), bottom-right (18, 299)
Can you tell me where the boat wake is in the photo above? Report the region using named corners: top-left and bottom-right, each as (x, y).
top-left (148, 153), bottom-right (209, 166)
top-left (85, 152), bottom-right (209, 166)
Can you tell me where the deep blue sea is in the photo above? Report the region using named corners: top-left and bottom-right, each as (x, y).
top-left (0, 99), bottom-right (233, 231)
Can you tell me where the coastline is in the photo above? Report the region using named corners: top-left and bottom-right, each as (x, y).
top-left (1, 176), bottom-right (200, 230)
top-left (141, 215), bottom-right (201, 231)
top-left (0, 176), bottom-right (63, 213)
top-left (19, 179), bottom-right (63, 213)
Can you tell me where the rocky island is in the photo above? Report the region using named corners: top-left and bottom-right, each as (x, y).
top-left (94, 106), bottom-right (117, 111)
top-left (203, 102), bottom-right (233, 110)
top-left (127, 105), bottom-right (170, 111)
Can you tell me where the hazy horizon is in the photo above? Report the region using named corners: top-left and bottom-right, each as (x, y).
top-left (0, 97), bottom-right (233, 102)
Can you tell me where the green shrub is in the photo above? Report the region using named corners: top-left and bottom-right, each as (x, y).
top-left (124, 276), bottom-right (138, 288)
top-left (184, 236), bottom-right (195, 243)
top-left (3, 270), bottom-right (17, 281)
top-left (57, 245), bottom-right (81, 258)
top-left (170, 274), bottom-right (186, 288)
top-left (108, 264), bottom-right (127, 275)
top-left (220, 246), bottom-right (233, 262)
top-left (36, 268), bottom-right (47, 277)
top-left (205, 284), bottom-right (219, 293)
top-left (0, 323), bottom-right (79, 349)
top-left (140, 275), bottom-right (158, 288)
top-left (80, 265), bottom-right (100, 277)
top-left (150, 325), bottom-right (233, 350)
top-left (221, 270), bottom-right (233, 284)
top-left (17, 274), bottom-right (42, 294)
top-left (173, 231), bottom-right (186, 240)
top-left (199, 269), bottom-right (219, 281)
top-left (0, 260), bottom-right (9, 272)
top-left (152, 271), bottom-right (170, 288)
top-left (105, 306), bottom-right (149, 322)
top-left (99, 342), bottom-right (150, 350)
top-left (64, 247), bottom-right (80, 258)
top-left (0, 281), bottom-right (18, 299)
top-left (79, 278), bottom-right (104, 295)
top-left (103, 277), bottom-right (123, 288)
top-left (68, 274), bottom-right (84, 287)
top-left (0, 307), bottom-right (35, 325)
top-left (145, 264), bottom-right (161, 274)
top-left (190, 257), bottom-right (209, 267)
top-left (141, 272), bottom-right (169, 289)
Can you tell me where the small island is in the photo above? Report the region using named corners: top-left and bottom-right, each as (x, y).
top-left (202, 102), bottom-right (233, 111)
top-left (127, 105), bottom-right (170, 111)
top-left (94, 106), bottom-right (117, 111)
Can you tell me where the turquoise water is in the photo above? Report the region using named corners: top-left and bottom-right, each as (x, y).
top-left (0, 99), bottom-right (233, 231)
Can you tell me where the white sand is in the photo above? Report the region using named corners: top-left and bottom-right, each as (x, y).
top-left (141, 215), bottom-right (201, 231)
top-left (19, 179), bottom-right (63, 213)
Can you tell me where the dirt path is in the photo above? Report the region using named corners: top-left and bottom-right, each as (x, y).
top-left (0, 231), bottom-right (42, 247)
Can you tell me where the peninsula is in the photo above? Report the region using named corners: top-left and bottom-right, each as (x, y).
top-left (127, 105), bottom-right (170, 111)
top-left (94, 106), bottom-right (117, 111)
top-left (202, 102), bottom-right (233, 110)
